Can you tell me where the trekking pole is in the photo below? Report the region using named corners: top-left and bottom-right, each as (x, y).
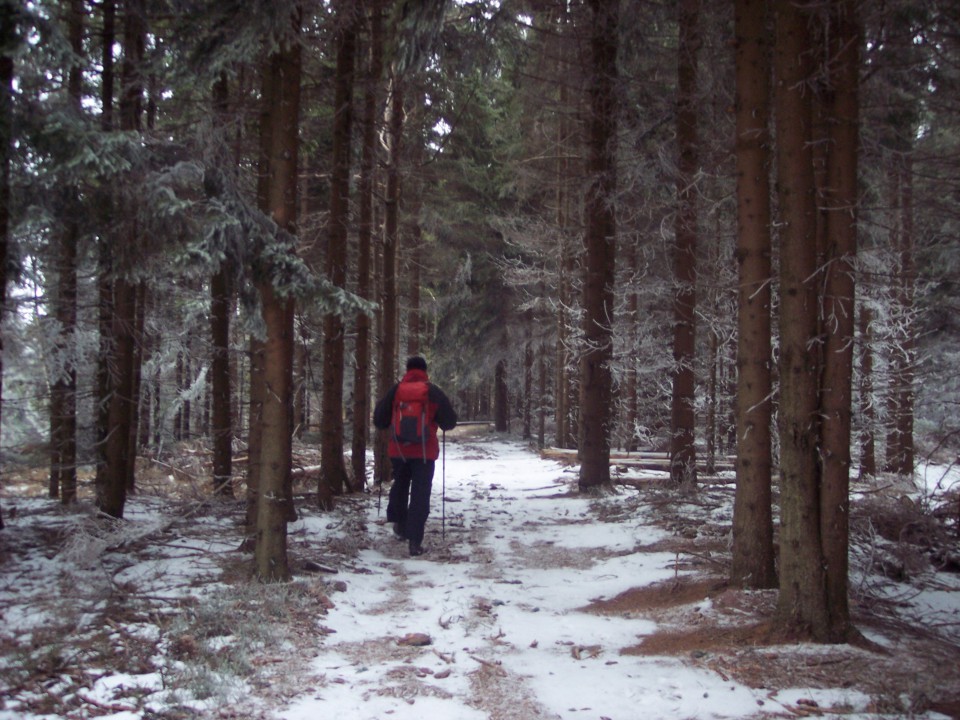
top-left (442, 429), bottom-right (446, 542)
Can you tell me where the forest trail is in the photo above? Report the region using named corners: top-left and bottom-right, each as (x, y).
top-left (3, 436), bottom-right (957, 719)
top-left (278, 437), bottom-right (960, 720)
top-left (279, 437), bottom-right (771, 720)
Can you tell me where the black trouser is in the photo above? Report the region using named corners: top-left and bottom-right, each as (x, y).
top-left (386, 458), bottom-right (435, 547)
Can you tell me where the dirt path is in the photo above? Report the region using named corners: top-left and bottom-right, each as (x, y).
top-left (281, 440), bottom-right (577, 718)
top-left (276, 438), bottom-right (960, 720)
top-left (278, 439), bottom-right (769, 720)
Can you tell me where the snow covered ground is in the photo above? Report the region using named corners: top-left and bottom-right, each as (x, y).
top-left (281, 439), bottom-right (768, 720)
top-left (1, 435), bottom-right (958, 719)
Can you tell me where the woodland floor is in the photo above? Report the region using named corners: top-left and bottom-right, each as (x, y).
top-left (1, 431), bottom-right (959, 719)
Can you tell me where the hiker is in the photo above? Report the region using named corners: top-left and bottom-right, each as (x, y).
top-left (373, 356), bottom-right (458, 557)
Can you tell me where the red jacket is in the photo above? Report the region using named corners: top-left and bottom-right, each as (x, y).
top-left (373, 368), bottom-right (458, 461)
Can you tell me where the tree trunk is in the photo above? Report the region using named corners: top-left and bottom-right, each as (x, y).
top-left (181, 345), bottom-right (191, 441)
top-left (669, 0), bottom-right (700, 487)
top-left (554, 6), bottom-right (571, 451)
top-left (816, 0), bottom-right (860, 641)
top-left (211, 258), bottom-right (233, 495)
top-left (577, 0), bottom-right (618, 493)
top-left (49, 375), bottom-right (63, 498)
top-left (92, 0), bottom-right (115, 512)
top-left (320, 0), bottom-right (357, 503)
top-left (405, 92), bottom-right (426, 360)
top-left (253, 22), bottom-right (302, 582)
top-left (126, 282), bottom-right (145, 491)
top-left (97, 0), bottom-right (145, 519)
top-left (209, 69), bottom-right (234, 497)
top-left (882, 157), bottom-right (902, 474)
top-left (352, 0), bottom-right (383, 492)
top-left (374, 75), bottom-right (403, 488)
top-left (773, 0), bottom-right (829, 640)
top-left (95, 239), bottom-right (113, 493)
top-left (537, 343), bottom-right (546, 449)
top-left (730, 0), bottom-right (776, 590)
top-left (495, 359), bottom-right (509, 432)
top-left (406, 221), bottom-right (422, 356)
top-left (705, 329), bottom-right (718, 475)
top-left (98, 278), bottom-right (136, 518)
top-left (0, 4), bottom-right (14, 530)
top-left (174, 350), bottom-right (184, 440)
top-left (555, 303), bottom-right (569, 448)
top-left (246, 29), bottom-right (279, 544)
top-left (138, 322), bottom-right (154, 449)
top-left (254, 285), bottom-right (295, 582)
top-left (245, 339), bottom-right (264, 543)
top-left (293, 326), bottom-right (306, 437)
top-left (624, 236), bottom-right (639, 453)
top-left (50, 0), bottom-right (83, 504)
top-left (523, 341), bottom-right (533, 440)
top-left (857, 306), bottom-right (876, 478)
top-left (890, 153), bottom-right (916, 476)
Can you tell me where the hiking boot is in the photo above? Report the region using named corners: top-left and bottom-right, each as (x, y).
top-left (409, 542), bottom-right (426, 557)
top-left (392, 523), bottom-right (406, 540)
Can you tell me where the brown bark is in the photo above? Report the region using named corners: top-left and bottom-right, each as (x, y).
top-left (555, 292), bottom-right (569, 448)
top-left (210, 72), bottom-right (234, 497)
top-left (495, 359), bottom-right (509, 432)
top-left (624, 237), bottom-right (639, 453)
top-left (351, 0), bottom-right (383, 492)
top-left (406, 221), bottom-right (422, 356)
top-left (245, 339), bottom-right (264, 541)
top-left (126, 282), bottom-right (145, 491)
top-left (577, 0), bottom-right (618, 493)
top-left (773, 0), bottom-right (829, 639)
top-left (523, 342), bottom-right (533, 440)
top-left (320, 0), bottom-right (358, 503)
top-left (98, 278), bottom-right (136, 518)
top-left (817, 0), bottom-right (860, 641)
top-left (554, 5), bottom-right (572, 451)
top-left (857, 306), bottom-right (876, 478)
top-left (374, 75), bottom-right (403, 487)
top-left (94, 253), bottom-right (112, 491)
top-left (537, 343), bottom-right (547, 449)
top-left (730, 0), bottom-right (776, 590)
top-left (669, 0), bottom-right (700, 487)
top-left (0, 4), bottom-right (13, 530)
top-left (211, 264), bottom-right (233, 496)
top-left (97, 0), bottom-right (145, 519)
top-left (246, 33), bottom-right (279, 543)
top-left (49, 381), bottom-right (63, 498)
top-left (253, 286), bottom-right (295, 582)
top-left (50, 0), bottom-right (83, 504)
top-left (92, 1), bottom-right (115, 507)
top-left (404, 91), bottom-right (426, 359)
top-left (252, 21), bottom-right (302, 582)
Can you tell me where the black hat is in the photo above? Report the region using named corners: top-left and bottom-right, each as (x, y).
top-left (406, 356), bottom-right (427, 371)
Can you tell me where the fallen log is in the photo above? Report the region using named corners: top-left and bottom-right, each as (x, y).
top-left (541, 447), bottom-right (734, 471)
